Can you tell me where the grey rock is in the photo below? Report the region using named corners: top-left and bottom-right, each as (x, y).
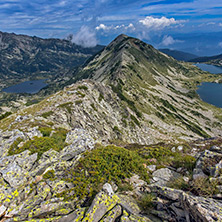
top-left (56, 208), bottom-right (85, 222)
top-left (147, 165), bottom-right (156, 172)
top-left (101, 205), bottom-right (122, 222)
top-left (0, 162), bottom-right (28, 188)
top-left (102, 183), bottom-right (114, 196)
top-left (152, 168), bottom-right (180, 186)
top-left (0, 205), bottom-right (7, 217)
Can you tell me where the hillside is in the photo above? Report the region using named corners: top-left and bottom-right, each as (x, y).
top-left (0, 34), bottom-right (222, 222)
top-left (190, 53), bottom-right (222, 66)
top-left (159, 48), bottom-right (198, 61)
top-left (0, 31), bottom-right (103, 88)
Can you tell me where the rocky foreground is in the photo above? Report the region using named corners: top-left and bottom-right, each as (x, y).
top-left (0, 125), bottom-right (221, 222)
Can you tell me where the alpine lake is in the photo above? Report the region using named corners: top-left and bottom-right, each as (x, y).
top-left (2, 79), bottom-right (48, 94)
top-left (195, 63), bottom-right (222, 108)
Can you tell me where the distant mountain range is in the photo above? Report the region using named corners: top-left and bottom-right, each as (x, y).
top-left (0, 31), bottom-right (103, 85)
top-left (159, 49), bottom-right (198, 61)
top-left (189, 53), bottom-right (222, 66)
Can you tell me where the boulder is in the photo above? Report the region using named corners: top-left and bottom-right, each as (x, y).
top-left (152, 168), bottom-right (180, 186)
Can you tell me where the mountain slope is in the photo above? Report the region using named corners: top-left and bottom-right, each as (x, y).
top-left (0, 31), bottom-right (103, 86)
top-left (1, 34), bottom-right (221, 145)
top-left (70, 34), bottom-right (222, 140)
top-left (190, 53), bottom-right (222, 66)
top-left (159, 48), bottom-right (198, 61)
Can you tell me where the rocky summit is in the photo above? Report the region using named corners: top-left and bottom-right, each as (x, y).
top-left (0, 34), bottom-right (222, 222)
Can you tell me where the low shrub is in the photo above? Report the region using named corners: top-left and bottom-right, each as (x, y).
top-left (191, 177), bottom-right (219, 197)
top-left (0, 112), bottom-right (12, 121)
top-left (62, 145), bottom-right (149, 201)
top-left (41, 111), bottom-right (53, 118)
top-left (39, 127), bottom-right (53, 137)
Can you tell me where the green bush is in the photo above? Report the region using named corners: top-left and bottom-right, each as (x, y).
top-left (59, 102), bottom-right (73, 113)
top-left (8, 137), bottom-right (24, 156)
top-left (172, 154), bottom-right (196, 172)
top-left (77, 85), bottom-right (88, 90)
top-left (41, 111), bottom-right (53, 118)
top-left (191, 177), bottom-right (219, 197)
top-left (8, 128), bottom-right (68, 159)
top-left (43, 169), bottom-right (55, 180)
top-left (0, 112), bottom-right (12, 121)
top-left (168, 176), bottom-right (190, 191)
top-left (62, 145), bottom-right (149, 201)
top-left (139, 193), bottom-right (155, 210)
top-left (39, 127), bottom-right (53, 137)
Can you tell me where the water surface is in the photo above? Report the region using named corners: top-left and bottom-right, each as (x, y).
top-left (197, 82), bottom-right (222, 108)
top-left (195, 63), bottom-right (222, 74)
top-left (3, 79), bottom-right (48, 94)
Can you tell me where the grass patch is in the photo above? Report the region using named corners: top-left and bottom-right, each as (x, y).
top-left (39, 127), bottom-right (53, 137)
top-left (8, 128), bottom-right (68, 160)
top-left (77, 85), bottom-right (88, 90)
top-left (59, 102), bottom-right (73, 113)
top-left (0, 112), bottom-right (12, 121)
top-left (41, 111), bottom-right (53, 118)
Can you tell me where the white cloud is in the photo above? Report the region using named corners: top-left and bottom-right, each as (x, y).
top-left (95, 23), bottom-right (135, 31)
top-left (219, 42), bottom-right (222, 48)
top-left (219, 23), bottom-right (222, 27)
top-left (72, 26), bottom-right (97, 48)
top-left (139, 16), bottom-right (181, 30)
top-left (161, 35), bottom-right (183, 46)
top-left (95, 24), bottom-right (110, 31)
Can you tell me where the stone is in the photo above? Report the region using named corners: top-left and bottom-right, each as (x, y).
top-left (0, 162), bottom-right (28, 188)
top-left (147, 165), bottom-right (156, 172)
top-left (102, 183), bottom-right (114, 196)
top-left (56, 208), bottom-right (85, 222)
top-left (82, 191), bottom-right (120, 222)
top-left (101, 204), bottom-right (122, 222)
top-left (182, 193), bottom-right (222, 221)
top-left (177, 145), bottom-right (183, 151)
top-left (0, 205), bottom-right (7, 217)
top-left (152, 168), bottom-right (180, 186)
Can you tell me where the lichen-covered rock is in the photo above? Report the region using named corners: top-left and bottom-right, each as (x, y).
top-left (82, 190), bottom-right (120, 222)
top-left (182, 193), bottom-right (222, 221)
top-left (101, 205), bottom-right (122, 222)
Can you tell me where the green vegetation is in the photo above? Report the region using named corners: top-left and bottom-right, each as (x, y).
top-left (98, 92), bottom-right (104, 102)
top-left (111, 83), bottom-right (142, 118)
top-left (59, 102), bottom-right (73, 113)
top-left (130, 114), bottom-right (140, 126)
top-left (125, 144), bottom-right (196, 172)
top-left (75, 100), bottom-right (82, 105)
top-left (61, 145), bottom-right (149, 202)
top-left (139, 193), bottom-right (155, 210)
top-left (168, 176), bottom-right (190, 191)
top-left (90, 103), bottom-right (97, 111)
top-left (8, 128), bottom-right (68, 159)
top-left (7, 137), bottom-right (24, 156)
top-left (191, 177), bottom-right (219, 197)
top-left (43, 169), bottom-right (55, 180)
top-left (25, 99), bottom-right (40, 106)
top-left (0, 112), bottom-right (12, 121)
top-left (41, 111), bottom-right (53, 118)
top-left (76, 91), bottom-right (85, 98)
top-left (39, 127), bottom-right (53, 137)
top-left (77, 85), bottom-right (88, 90)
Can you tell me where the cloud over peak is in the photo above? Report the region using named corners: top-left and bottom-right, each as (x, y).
top-left (139, 16), bottom-right (181, 30)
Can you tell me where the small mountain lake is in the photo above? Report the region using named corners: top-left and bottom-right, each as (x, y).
top-left (2, 79), bottom-right (48, 94)
top-left (197, 82), bottom-right (222, 108)
top-left (195, 63), bottom-right (222, 74)
top-left (195, 63), bottom-right (222, 108)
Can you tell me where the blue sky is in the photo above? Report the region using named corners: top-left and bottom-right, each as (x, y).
top-left (0, 0), bottom-right (222, 55)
